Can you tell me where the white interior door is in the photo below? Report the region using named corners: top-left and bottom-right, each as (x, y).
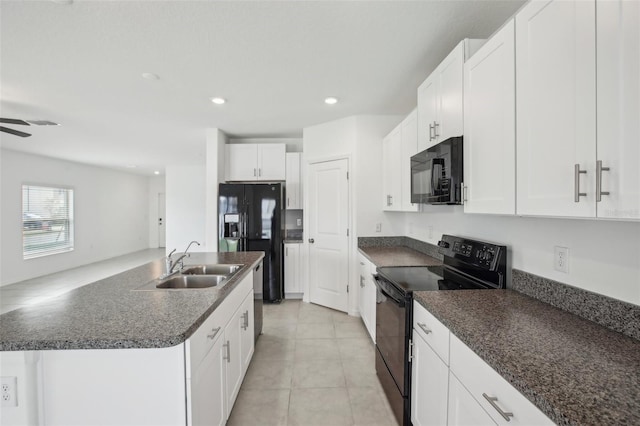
top-left (308, 158), bottom-right (349, 313)
top-left (158, 192), bottom-right (166, 248)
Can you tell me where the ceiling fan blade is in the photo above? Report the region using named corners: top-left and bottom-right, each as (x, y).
top-left (0, 118), bottom-right (31, 126)
top-left (0, 126), bottom-right (32, 137)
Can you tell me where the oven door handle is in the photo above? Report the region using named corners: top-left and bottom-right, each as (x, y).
top-left (374, 277), bottom-right (405, 307)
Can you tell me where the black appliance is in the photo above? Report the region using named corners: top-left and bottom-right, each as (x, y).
top-left (218, 183), bottom-right (283, 303)
top-left (374, 234), bottom-right (507, 426)
top-left (410, 136), bottom-right (463, 205)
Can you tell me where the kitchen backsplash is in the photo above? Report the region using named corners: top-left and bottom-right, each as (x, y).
top-left (358, 236), bottom-right (639, 341)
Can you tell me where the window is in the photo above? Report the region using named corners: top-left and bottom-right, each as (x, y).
top-left (22, 185), bottom-right (74, 259)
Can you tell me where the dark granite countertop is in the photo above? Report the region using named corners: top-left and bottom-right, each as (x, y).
top-left (359, 246), bottom-right (442, 267)
top-left (414, 290), bottom-right (640, 426)
top-left (0, 252), bottom-right (264, 351)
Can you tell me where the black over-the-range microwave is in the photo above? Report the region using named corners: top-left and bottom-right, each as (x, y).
top-left (410, 136), bottom-right (463, 205)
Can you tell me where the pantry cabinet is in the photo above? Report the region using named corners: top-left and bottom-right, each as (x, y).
top-left (463, 19), bottom-right (515, 215)
top-left (595, 0), bottom-right (640, 219)
top-left (515, 0), bottom-right (597, 217)
top-left (417, 39), bottom-right (485, 152)
top-left (284, 242), bottom-right (303, 298)
top-left (285, 152), bottom-right (302, 209)
top-left (225, 143), bottom-right (286, 181)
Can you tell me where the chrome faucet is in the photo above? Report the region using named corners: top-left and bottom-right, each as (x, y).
top-left (161, 241), bottom-right (201, 279)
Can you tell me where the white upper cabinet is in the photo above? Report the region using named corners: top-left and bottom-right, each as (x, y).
top-left (596, 0), bottom-right (640, 220)
top-left (225, 144), bottom-right (286, 182)
top-left (516, 0), bottom-right (597, 217)
top-left (401, 109), bottom-right (419, 212)
top-left (463, 19), bottom-right (516, 215)
top-left (417, 39), bottom-right (485, 152)
top-left (285, 152), bottom-right (302, 209)
top-left (382, 123), bottom-right (403, 211)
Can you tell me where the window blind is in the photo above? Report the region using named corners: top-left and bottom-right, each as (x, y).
top-left (22, 185), bottom-right (74, 259)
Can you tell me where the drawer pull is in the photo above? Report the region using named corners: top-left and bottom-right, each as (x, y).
top-left (417, 322), bottom-right (432, 334)
top-left (207, 327), bottom-right (221, 340)
top-left (223, 341), bottom-right (231, 362)
top-left (482, 393), bottom-right (514, 421)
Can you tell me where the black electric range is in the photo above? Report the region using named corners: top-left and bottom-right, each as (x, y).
top-left (374, 235), bottom-right (508, 426)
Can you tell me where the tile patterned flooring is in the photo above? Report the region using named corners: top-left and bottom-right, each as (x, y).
top-left (228, 300), bottom-right (399, 426)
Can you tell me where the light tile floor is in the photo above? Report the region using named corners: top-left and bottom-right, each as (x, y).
top-left (228, 300), bottom-right (399, 426)
top-left (0, 248), bottom-right (165, 314)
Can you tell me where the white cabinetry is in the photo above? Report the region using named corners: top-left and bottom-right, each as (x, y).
top-left (595, 0), bottom-right (640, 219)
top-left (190, 333), bottom-right (226, 426)
top-left (382, 110), bottom-right (419, 212)
top-left (449, 334), bottom-right (553, 425)
top-left (411, 300), bottom-right (450, 426)
top-left (284, 242), bottom-right (303, 298)
top-left (448, 373), bottom-right (496, 426)
top-left (417, 39), bottom-right (484, 152)
top-left (285, 152), bottom-right (302, 209)
top-left (225, 144), bottom-right (286, 181)
top-left (463, 20), bottom-right (516, 215)
top-left (357, 252), bottom-right (376, 343)
top-left (382, 124), bottom-right (402, 211)
top-left (516, 0), bottom-right (597, 217)
top-left (224, 288), bottom-right (254, 412)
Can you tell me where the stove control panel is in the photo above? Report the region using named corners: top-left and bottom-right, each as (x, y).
top-left (438, 235), bottom-right (506, 272)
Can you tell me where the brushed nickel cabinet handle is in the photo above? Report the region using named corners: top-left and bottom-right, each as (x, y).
top-left (482, 393), bottom-right (514, 421)
top-left (434, 121), bottom-right (440, 139)
top-left (596, 160), bottom-right (610, 202)
top-left (417, 322), bottom-right (432, 334)
top-left (207, 326), bottom-right (221, 340)
top-left (574, 164), bottom-right (587, 202)
top-left (429, 123), bottom-right (435, 141)
top-left (223, 341), bottom-right (231, 362)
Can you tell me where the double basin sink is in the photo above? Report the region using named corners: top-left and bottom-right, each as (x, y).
top-left (136, 264), bottom-right (243, 290)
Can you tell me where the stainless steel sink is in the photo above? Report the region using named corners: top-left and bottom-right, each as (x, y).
top-left (181, 264), bottom-right (243, 276)
top-left (155, 274), bottom-right (228, 289)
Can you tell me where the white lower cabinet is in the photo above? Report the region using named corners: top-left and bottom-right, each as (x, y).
top-left (448, 373), bottom-right (496, 426)
top-left (411, 331), bottom-right (449, 426)
top-left (357, 252), bottom-right (376, 343)
top-left (411, 302), bottom-right (553, 426)
top-left (284, 243), bottom-right (303, 298)
top-left (190, 334), bottom-right (227, 426)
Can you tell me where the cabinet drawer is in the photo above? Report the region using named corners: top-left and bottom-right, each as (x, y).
top-left (412, 300), bottom-right (450, 365)
top-left (450, 334), bottom-right (553, 425)
top-left (188, 273), bottom-right (253, 372)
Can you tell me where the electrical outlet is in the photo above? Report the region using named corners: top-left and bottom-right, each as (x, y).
top-left (376, 223), bottom-right (382, 233)
top-left (554, 246), bottom-right (569, 273)
top-left (1, 376), bottom-right (18, 407)
top-left (296, 218), bottom-right (302, 227)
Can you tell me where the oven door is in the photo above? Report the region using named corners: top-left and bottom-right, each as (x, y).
top-left (374, 275), bottom-right (408, 395)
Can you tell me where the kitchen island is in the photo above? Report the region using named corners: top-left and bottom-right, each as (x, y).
top-left (0, 251), bottom-right (264, 426)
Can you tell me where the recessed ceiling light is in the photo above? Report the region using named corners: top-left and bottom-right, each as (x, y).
top-left (210, 97), bottom-right (226, 105)
top-left (324, 97), bottom-right (338, 105)
top-left (142, 72), bottom-right (160, 80)
top-left (154, 171), bottom-right (160, 175)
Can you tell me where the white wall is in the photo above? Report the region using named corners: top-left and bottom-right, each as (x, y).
top-left (147, 176), bottom-right (166, 248)
top-left (387, 208), bottom-right (640, 305)
top-left (165, 164), bottom-right (206, 253)
top-left (0, 149), bottom-right (150, 286)
top-left (205, 129), bottom-right (228, 251)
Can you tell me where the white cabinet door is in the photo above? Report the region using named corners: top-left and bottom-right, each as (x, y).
top-left (284, 243), bottom-right (302, 296)
top-left (382, 124), bottom-right (402, 211)
top-left (224, 305), bottom-right (244, 416)
top-left (463, 19), bottom-right (516, 215)
top-left (238, 290), bottom-right (254, 374)
top-left (411, 332), bottom-right (449, 426)
top-left (417, 74), bottom-right (439, 152)
top-left (191, 335), bottom-right (226, 426)
top-left (516, 0), bottom-right (596, 217)
top-left (226, 144), bottom-right (258, 181)
top-left (596, 0), bottom-right (640, 220)
top-left (448, 373), bottom-right (497, 426)
top-left (285, 152), bottom-right (302, 209)
top-left (357, 254), bottom-right (368, 323)
top-left (258, 144), bottom-right (286, 181)
top-left (364, 264), bottom-right (377, 343)
top-left (437, 42), bottom-right (465, 143)
top-left (401, 109), bottom-right (419, 212)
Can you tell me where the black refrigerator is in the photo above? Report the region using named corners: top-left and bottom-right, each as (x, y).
top-left (218, 183), bottom-right (283, 303)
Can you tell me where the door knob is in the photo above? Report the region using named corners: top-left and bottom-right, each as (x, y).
top-left (308, 238), bottom-right (315, 244)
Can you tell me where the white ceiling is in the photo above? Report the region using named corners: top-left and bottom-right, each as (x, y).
top-left (0, 0), bottom-right (524, 175)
